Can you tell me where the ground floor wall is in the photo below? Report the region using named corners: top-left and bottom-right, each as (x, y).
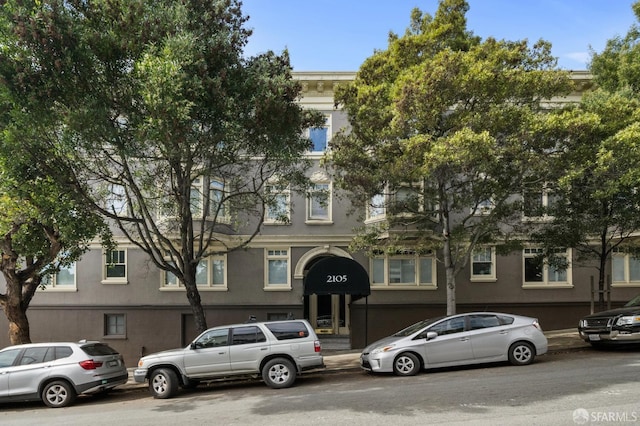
top-left (0, 299), bottom-right (628, 367)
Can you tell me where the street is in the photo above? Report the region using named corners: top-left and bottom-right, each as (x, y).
top-left (1, 348), bottom-right (639, 425)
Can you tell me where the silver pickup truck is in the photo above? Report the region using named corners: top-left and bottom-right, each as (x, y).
top-left (133, 319), bottom-right (325, 398)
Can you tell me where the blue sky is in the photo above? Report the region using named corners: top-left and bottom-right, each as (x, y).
top-left (241, 0), bottom-right (638, 71)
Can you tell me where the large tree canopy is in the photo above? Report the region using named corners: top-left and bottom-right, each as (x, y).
top-left (0, 0), bottom-right (323, 333)
top-left (329, 0), bottom-right (575, 314)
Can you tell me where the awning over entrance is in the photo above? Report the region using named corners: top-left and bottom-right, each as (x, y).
top-left (304, 257), bottom-right (371, 296)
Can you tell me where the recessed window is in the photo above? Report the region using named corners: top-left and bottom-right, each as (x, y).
top-left (471, 247), bottom-right (496, 281)
top-left (523, 247), bottom-right (572, 287)
top-left (162, 256), bottom-right (227, 290)
top-left (40, 263), bottom-right (77, 291)
top-left (104, 314), bottom-right (126, 337)
top-left (371, 251), bottom-right (436, 288)
top-left (265, 183), bottom-right (290, 224)
top-left (612, 248), bottom-right (640, 286)
top-left (307, 183), bottom-right (332, 223)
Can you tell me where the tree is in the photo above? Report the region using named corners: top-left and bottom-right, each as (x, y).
top-left (0, 97), bottom-right (110, 344)
top-left (329, 0), bottom-right (574, 314)
top-left (533, 1), bottom-right (640, 310)
top-left (0, 0), bottom-right (323, 334)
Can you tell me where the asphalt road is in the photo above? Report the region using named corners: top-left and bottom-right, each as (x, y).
top-left (1, 347), bottom-right (639, 425)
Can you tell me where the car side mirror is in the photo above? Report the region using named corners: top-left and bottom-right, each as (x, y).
top-left (190, 342), bottom-right (198, 350)
top-left (425, 331), bottom-right (438, 341)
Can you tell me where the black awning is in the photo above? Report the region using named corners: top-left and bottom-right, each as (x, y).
top-left (304, 257), bottom-right (371, 296)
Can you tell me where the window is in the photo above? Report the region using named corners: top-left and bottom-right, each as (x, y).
top-left (265, 183), bottom-right (290, 224)
top-left (307, 183), bottom-right (332, 223)
top-left (105, 184), bottom-right (127, 215)
top-left (371, 251), bottom-right (436, 288)
top-left (162, 256), bottom-right (227, 290)
top-left (231, 326), bottom-right (266, 345)
top-left (265, 249), bottom-right (290, 289)
top-left (471, 247), bottom-right (496, 281)
top-left (103, 249), bottom-right (127, 284)
top-left (612, 248), bottom-right (640, 286)
top-left (523, 247), bottom-right (572, 287)
top-left (523, 185), bottom-right (560, 219)
top-left (366, 194), bottom-right (386, 221)
top-left (190, 177), bottom-right (229, 222)
top-left (194, 328), bottom-right (229, 349)
top-left (307, 116), bottom-right (331, 153)
top-left (265, 321), bottom-right (310, 340)
top-left (429, 317), bottom-right (465, 335)
top-left (41, 262), bottom-right (77, 291)
top-left (104, 314), bottom-right (126, 337)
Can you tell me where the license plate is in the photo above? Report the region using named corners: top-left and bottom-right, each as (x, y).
top-left (108, 360), bottom-right (119, 367)
top-left (588, 334), bottom-right (601, 341)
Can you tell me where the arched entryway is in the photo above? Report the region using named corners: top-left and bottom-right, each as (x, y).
top-left (302, 253), bottom-right (370, 337)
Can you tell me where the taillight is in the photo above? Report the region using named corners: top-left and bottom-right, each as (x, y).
top-left (79, 360), bottom-right (103, 370)
top-left (314, 340), bottom-right (321, 353)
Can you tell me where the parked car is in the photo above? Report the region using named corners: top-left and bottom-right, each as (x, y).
top-left (133, 319), bottom-right (324, 399)
top-left (0, 341), bottom-right (128, 408)
top-left (360, 312), bottom-right (548, 376)
top-left (578, 294), bottom-right (640, 346)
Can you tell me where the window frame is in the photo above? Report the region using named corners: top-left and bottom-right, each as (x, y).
top-left (264, 248), bottom-right (291, 290)
top-left (306, 182), bottom-right (332, 224)
top-left (470, 247), bottom-right (497, 282)
top-left (161, 255), bottom-right (228, 291)
top-left (612, 248), bottom-right (640, 287)
top-left (370, 251), bottom-right (437, 289)
top-left (104, 313), bottom-right (126, 338)
top-left (40, 262), bottom-right (77, 292)
top-left (306, 115), bottom-right (332, 154)
top-left (102, 248), bottom-right (128, 285)
top-left (264, 182), bottom-right (291, 224)
top-left (522, 247), bottom-right (573, 288)
top-left (522, 184), bottom-right (560, 221)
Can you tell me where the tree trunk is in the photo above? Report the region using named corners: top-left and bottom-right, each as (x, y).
top-left (4, 303), bottom-right (31, 345)
top-left (182, 277), bottom-right (208, 334)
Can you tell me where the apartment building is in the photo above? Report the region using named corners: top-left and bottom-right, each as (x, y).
top-left (1, 71), bottom-right (637, 365)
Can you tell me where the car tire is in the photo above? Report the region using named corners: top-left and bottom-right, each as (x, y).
top-left (508, 341), bottom-right (536, 366)
top-left (262, 358), bottom-right (297, 389)
top-left (42, 380), bottom-right (76, 408)
top-left (393, 352), bottom-right (420, 376)
top-left (149, 368), bottom-right (179, 399)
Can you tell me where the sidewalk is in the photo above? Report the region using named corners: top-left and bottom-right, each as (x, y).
top-left (122, 328), bottom-right (588, 390)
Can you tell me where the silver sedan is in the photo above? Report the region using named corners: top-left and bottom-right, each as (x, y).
top-left (361, 312), bottom-right (548, 376)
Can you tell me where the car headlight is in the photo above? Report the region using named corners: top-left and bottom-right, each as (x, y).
top-left (371, 345), bottom-right (395, 354)
top-left (616, 316), bottom-right (640, 326)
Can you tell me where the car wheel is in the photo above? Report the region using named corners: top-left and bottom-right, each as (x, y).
top-left (42, 380), bottom-right (76, 408)
top-left (508, 341), bottom-right (536, 366)
top-left (149, 368), bottom-right (179, 399)
top-left (262, 358), bottom-right (296, 389)
top-left (393, 352), bottom-right (420, 376)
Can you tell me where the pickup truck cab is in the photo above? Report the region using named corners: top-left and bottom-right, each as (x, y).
top-left (133, 319), bottom-right (324, 398)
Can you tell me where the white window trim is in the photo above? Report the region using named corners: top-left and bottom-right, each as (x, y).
top-left (370, 252), bottom-right (437, 290)
top-left (264, 248), bottom-right (291, 290)
top-left (305, 114), bottom-right (332, 156)
top-left (365, 193), bottom-right (386, 223)
top-left (306, 181), bottom-right (333, 225)
top-left (102, 248), bottom-right (128, 285)
top-left (39, 263), bottom-right (78, 292)
top-left (161, 255), bottom-right (228, 291)
top-left (522, 247), bottom-right (573, 289)
top-left (522, 185), bottom-right (558, 222)
top-left (611, 249), bottom-right (640, 287)
top-left (470, 247), bottom-right (497, 282)
top-left (264, 183), bottom-right (291, 225)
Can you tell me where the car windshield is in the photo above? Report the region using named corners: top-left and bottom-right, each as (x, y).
top-left (393, 317), bottom-right (444, 337)
top-left (624, 295), bottom-right (640, 307)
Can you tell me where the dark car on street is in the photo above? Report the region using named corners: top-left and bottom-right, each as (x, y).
top-left (578, 295), bottom-right (640, 346)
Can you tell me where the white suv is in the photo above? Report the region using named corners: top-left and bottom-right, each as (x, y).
top-left (134, 319), bottom-right (324, 398)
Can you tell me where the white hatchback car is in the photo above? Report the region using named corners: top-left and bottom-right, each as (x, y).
top-left (361, 312), bottom-right (548, 376)
top-left (0, 341), bottom-right (128, 407)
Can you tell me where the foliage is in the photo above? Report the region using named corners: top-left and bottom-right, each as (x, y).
top-left (329, 0), bottom-right (574, 314)
top-left (0, 0), bottom-right (323, 333)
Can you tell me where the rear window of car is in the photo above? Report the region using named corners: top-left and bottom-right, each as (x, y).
top-left (80, 343), bottom-right (119, 356)
top-left (265, 321), bottom-right (310, 340)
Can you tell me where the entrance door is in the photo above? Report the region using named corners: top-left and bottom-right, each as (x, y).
top-left (311, 294), bottom-right (349, 335)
